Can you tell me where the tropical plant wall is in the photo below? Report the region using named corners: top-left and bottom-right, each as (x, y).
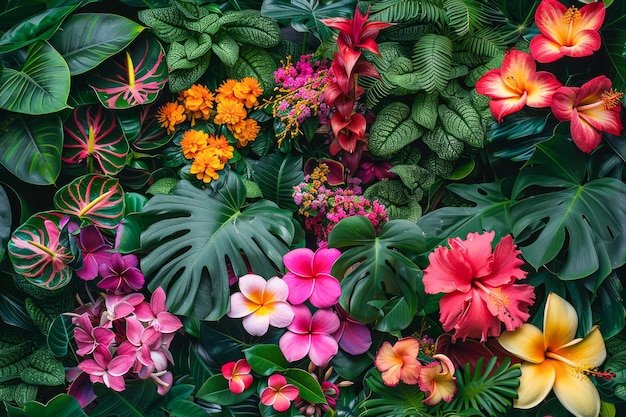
top-left (0, 0), bottom-right (625, 416)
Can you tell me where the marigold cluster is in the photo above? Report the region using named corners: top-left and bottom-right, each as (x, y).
top-left (180, 130), bottom-right (234, 183)
top-left (293, 164), bottom-right (388, 246)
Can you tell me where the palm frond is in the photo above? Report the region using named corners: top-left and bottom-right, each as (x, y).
top-left (369, 0), bottom-right (445, 24)
top-left (412, 33), bottom-right (453, 93)
top-left (457, 27), bottom-right (513, 57)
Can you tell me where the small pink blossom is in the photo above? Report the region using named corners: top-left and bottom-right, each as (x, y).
top-left (102, 292), bottom-right (145, 326)
top-left (279, 305), bottom-right (340, 366)
top-left (260, 374), bottom-right (299, 412)
top-left (73, 225), bottom-right (113, 281)
top-left (73, 313), bottom-right (115, 356)
top-left (282, 247), bottom-right (342, 308)
top-left (134, 287), bottom-right (183, 334)
top-left (78, 345), bottom-right (134, 392)
top-left (97, 252), bottom-right (144, 294)
top-left (222, 359), bottom-right (254, 394)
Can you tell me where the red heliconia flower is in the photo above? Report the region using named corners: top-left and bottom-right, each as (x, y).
top-left (551, 75), bottom-right (623, 153)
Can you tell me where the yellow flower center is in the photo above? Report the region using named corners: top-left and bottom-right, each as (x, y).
top-left (601, 89), bottom-right (624, 110)
top-left (562, 6), bottom-right (581, 45)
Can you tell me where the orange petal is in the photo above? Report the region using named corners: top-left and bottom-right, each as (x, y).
top-left (498, 323), bottom-right (546, 363)
top-left (525, 71), bottom-right (562, 108)
top-left (534, 0), bottom-right (569, 45)
top-left (500, 50), bottom-right (536, 92)
top-left (554, 326), bottom-right (606, 368)
top-left (514, 361), bottom-right (555, 409)
top-left (543, 293), bottom-right (577, 351)
top-left (552, 360), bottom-right (601, 417)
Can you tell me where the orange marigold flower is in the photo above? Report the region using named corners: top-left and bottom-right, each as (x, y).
top-left (180, 129), bottom-right (209, 159)
top-left (207, 134), bottom-right (235, 163)
top-left (231, 118), bottom-right (261, 147)
top-left (178, 84), bottom-right (215, 126)
top-left (214, 98), bottom-right (247, 126)
top-left (233, 77), bottom-right (264, 108)
top-left (216, 79), bottom-right (239, 102)
top-left (157, 102), bottom-right (186, 134)
top-left (190, 148), bottom-right (225, 183)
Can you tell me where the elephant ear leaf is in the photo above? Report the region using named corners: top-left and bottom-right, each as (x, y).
top-left (139, 174), bottom-right (296, 320)
top-left (511, 139), bottom-right (626, 280)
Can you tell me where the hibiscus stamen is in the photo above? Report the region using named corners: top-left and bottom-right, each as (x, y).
top-left (562, 5), bottom-right (581, 45)
top-left (473, 281), bottom-right (512, 318)
top-left (601, 89), bottom-right (624, 111)
top-left (583, 367), bottom-right (617, 381)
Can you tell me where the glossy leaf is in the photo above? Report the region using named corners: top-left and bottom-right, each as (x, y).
top-left (0, 5), bottom-right (77, 53)
top-left (7, 212), bottom-right (74, 290)
top-left (53, 174), bottom-right (125, 230)
top-left (88, 379), bottom-right (167, 417)
top-left (47, 314), bottom-right (74, 358)
top-left (196, 374), bottom-right (255, 405)
top-left (0, 41), bottom-right (70, 114)
top-left (50, 13), bottom-right (145, 75)
top-left (5, 393), bottom-right (88, 417)
top-left (89, 33), bottom-right (168, 109)
top-left (244, 344), bottom-right (289, 376)
top-left (62, 105), bottom-right (129, 175)
top-left (0, 292), bottom-right (36, 331)
top-left (359, 367), bottom-right (427, 416)
top-left (0, 185), bottom-right (11, 260)
top-left (140, 174), bottom-right (295, 320)
top-left (249, 153), bottom-right (304, 211)
top-left (284, 368), bottom-right (327, 405)
top-left (328, 216), bottom-right (425, 324)
top-left (118, 105), bottom-right (172, 151)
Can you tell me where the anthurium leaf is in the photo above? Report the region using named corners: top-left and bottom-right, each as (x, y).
top-left (196, 374), bottom-right (255, 405)
top-left (89, 33), bottom-right (168, 109)
top-left (50, 13), bottom-right (145, 75)
top-left (62, 105), bottom-right (129, 175)
top-left (211, 31), bottom-right (239, 67)
top-left (7, 212), bottom-right (74, 290)
top-left (46, 314), bottom-right (73, 358)
top-left (53, 174), bottom-right (125, 230)
top-left (511, 140), bottom-right (626, 279)
top-left (0, 114), bottom-right (62, 185)
top-left (244, 344), bottom-right (289, 376)
top-left (284, 368), bottom-right (326, 405)
top-left (20, 347), bottom-right (64, 386)
top-left (0, 41), bottom-right (70, 114)
top-left (227, 45), bottom-right (276, 94)
top-left (369, 102), bottom-right (422, 158)
top-left (417, 181), bottom-right (513, 251)
top-left (0, 5), bottom-right (77, 53)
top-left (140, 174), bottom-right (295, 320)
top-left (249, 153), bottom-right (304, 211)
top-left (222, 10), bottom-right (281, 48)
top-left (137, 6), bottom-right (193, 43)
top-left (329, 216), bottom-right (425, 324)
top-left (5, 393), bottom-right (88, 417)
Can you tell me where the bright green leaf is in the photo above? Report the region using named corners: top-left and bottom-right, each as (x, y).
top-left (244, 344), bottom-right (289, 376)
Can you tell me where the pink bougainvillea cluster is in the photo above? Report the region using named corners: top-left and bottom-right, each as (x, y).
top-left (293, 163), bottom-right (388, 246)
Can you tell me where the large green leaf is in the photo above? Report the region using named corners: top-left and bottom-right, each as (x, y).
top-left (358, 367), bottom-right (427, 416)
top-left (88, 379), bottom-right (167, 417)
top-left (328, 216), bottom-right (425, 325)
top-left (0, 185), bottom-right (12, 260)
top-left (140, 174), bottom-right (296, 320)
top-left (602, 2), bottom-right (626, 93)
top-left (0, 41), bottom-right (70, 114)
top-left (226, 45), bottom-right (277, 94)
top-left (368, 102), bottom-right (422, 158)
top-left (412, 33), bottom-right (452, 93)
top-left (249, 153), bottom-right (304, 211)
top-left (50, 13), bottom-right (145, 75)
top-left (0, 114), bottom-right (62, 185)
top-left (511, 140), bottom-right (626, 279)
top-left (5, 393), bottom-right (87, 417)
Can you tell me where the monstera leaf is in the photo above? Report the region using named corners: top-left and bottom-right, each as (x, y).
top-left (328, 216), bottom-right (425, 327)
top-left (53, 174), bottom-right (125, 230)
top-left (511, 139), bottom-right (626, 280)
top-left (89, 33), bottom-right (167, 109)
top-left (62, 105), bottom-right (129, 175)
top-left (140, 174), bottom-right (296, 320)
top-left (7, 212), bottom-right (75, 290)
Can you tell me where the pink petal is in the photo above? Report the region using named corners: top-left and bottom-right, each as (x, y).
top-left (311, 248), bottom-right (342, 274)
top-left (481, 234), bottom-right (526, 287)
top-left (267, 301), bottom-right (295, 328)
top-left (287, 304), bottom-right (313, 332)
top-left (150, 287), bottom-right (167, 314)
top-left (423, 246), bottom-right (473, 294)
top-left (155, 311), bottom-right (183, 333)
top-left (308, 333), bottom-right (339, 366)
top-left (238, 274), bottom-right (270, 304)
top-left (571, 110), bottom-right (603, 153)
top-left (228, 292), bottom-right (259, 318)
top-left (242, 312), bottom-right (271, 336)
top-left (308, 274), bottom-right (341, 308)
top-left (283, 273), bottom-right (314, 305)
top-left (310, 308), bottom-right (341, 334)
top-left (551, 87), bottom-right (579, 121)
top-left (108, 355), bottom-right (135, 377)
top-left (283, 248), bottom-right (315, 278)
top-left (489, 95), bottom-right (527, 123)
top-left (335, 320), bottom-right (372, 355)
top-left (78, 358), bottom-right (104, 375)
top-left (439, 289), bottom-right (501, 341)
top-left (104, 374), bottom-right (126, 392)
top-left (265, 276), bottom-right (290, 302)
top-left (279, 332), bottom-right (310, 363)
top-left (529, 35), bottom-right (565, 63)
top-left (450, 231), bottom-right (494, 279)
top-left (525, 71), bottom-right (563, 108)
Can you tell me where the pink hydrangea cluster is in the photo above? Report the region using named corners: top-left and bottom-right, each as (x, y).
top-left (266, 55), bottom-right (332, 146)
top-left (293, 164), bottom-right (388, 246)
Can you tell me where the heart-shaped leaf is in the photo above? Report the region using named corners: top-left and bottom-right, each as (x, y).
top-left (244, 344), bottom-right (289, 376)
top-left (89, 33), bottom-right (168, 109)
top-left (7, 212), bottom-right (74, 290)
top-left (0, 41), bottom-right (70, 114)
top-left (249, 153), bottom-right (304, 211)
top-left (5, 393), bottom-right (88, 417)
top-left (47, 314), bottom-right (74, 358)
top-left (50, 13), bottom-right (145, 75)
top-left (53, 174), bottom-right (125, 230)
top-left (62, 105), bottom-right (129, 175)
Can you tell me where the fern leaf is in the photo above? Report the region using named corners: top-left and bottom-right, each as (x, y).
top-left (443, 0), bottom-right (470, 36)
top-left (369, 0), bottom-right (444, 24)
top-left (458, 27), bottom-right (512, 57)
top-left (412, 33), bottom-right (453, 93)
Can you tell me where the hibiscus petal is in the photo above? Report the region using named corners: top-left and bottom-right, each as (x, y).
top-left (499, 50), bottom-right (535, 92)
top-left (577, 1), bottom-right (606, 32)
top-left (423, 247), bottom-right (473, 294)
top-left (481, 234), bottom-right (525, 287)
top-left (308, 333), bottom-right (339, 366)
top-left (554, 326), bottom-right (606, 368)
top-left (489, 95), bottom-right (528, 123)
top-left (533, 0), bottom-right (568, 46)
top-left (308, 274), bottom-right (341, 308)
top-left (561, 30), bottom-right (602, 59)
top-left (498, 323), bottom-right (546, 363)
top-left (530, 35), bottom-right (565, 63)
top-left (544, 293), bottom-right (578, 351)
top-left (571, 109), bottom-right (603, 153)
top-left (552, 360), bottom-right (601, 417)
top-left (476, 69), bottom-right (519, 100)
top-left (439, 289), bottom-right (501, 341)
top-left (551, 87), bottom-right (579, 121)
top-left (525, 71), bottom-right (562, 108)
top-left (515, 361), bottom-right (555, 409)
top-left (279, 331), bottom-right (310, 363)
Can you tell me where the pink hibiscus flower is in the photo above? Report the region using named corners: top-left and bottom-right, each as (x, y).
top-left (422, 231), bottom-right (535, 341)
top-left (282, 247), bottom-right (342, 308)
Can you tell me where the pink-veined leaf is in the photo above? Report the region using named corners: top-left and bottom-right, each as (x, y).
top-left (116, 104), bottom-right (172, 152)
top-left (8, 212), bottom-right (74, 290)
top-left (53, 174), bottom-right (125, 230)
top-left (62, 105), bottom-right (129, 175)
top-left (88, 33), bottom-right (167, 109)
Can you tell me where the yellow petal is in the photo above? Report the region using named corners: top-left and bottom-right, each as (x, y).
top-left (514, 361), bottom-right (555, 409)
top-left (544, 293), bottom-right (578, 351)
top-left (552, 360), bottom-right (601, 417)
top-left (555, 326), bottom-right (606, 368)
top-left (498, 323), bottom-right (546, 363)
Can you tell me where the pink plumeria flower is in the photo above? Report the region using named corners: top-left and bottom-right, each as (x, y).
top-left (134, 287), bottom-right (183, 334)
top-left (222, 359), bottom-right (254, 394)
top-left (116, 316), bottom-right (162, 374)
top-left (97, 252), bottom-right (145, 294)
top-left (73, 313), bottom-right (115, 356)
top-left (282, 247), bottom-right (342, 308)
top-left (78, 345), bottom-right (134, 392)
top-left (279, 304), bottom-right (340, 366)
top-left (101, 292), bottom-right (144, 326)
top-left (260, 374), bottom-right (299, 412)
top-left (227, 274), bottom-right (294, 336)
top-left (72, 224), bottom-right (113, 281)
top-left (332, 304), bottom-right (372, 355)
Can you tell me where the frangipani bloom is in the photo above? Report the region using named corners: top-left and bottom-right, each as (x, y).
top-left (282, 247), bottom-right (342, 308)
top-left (222, 359), bottom-right (253, 394)
top-left (279, 305), bottom-right (340, 366)
top-left (476, 50), bottom-right (562, 122)
top-left (529, 0), bottom-right (605, 63)
top-left (134, 287), bottom-right (183, 334)
top-left (374, 337), bottom-right (421, 386)
top-left (333, 304), bottom-right (372, 355)
top-left (97, 252), bottom-right (144, 293)
top-left (73, 225), bottom-right (113, 281)
top-left (418, 354), bottom-right (457, 405)
top-left (551, 75), bottom-right (623, 153)
top-left (78, 345), bottom-right (134, 392)
top-left (228, 274), bottom-right (294, 336)
top-left (498, 293), bottom-right (607, 417)
top-left (422, 231), bottom-right (535, 342)
top-left (260, 374), bottom-right (299, 412)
